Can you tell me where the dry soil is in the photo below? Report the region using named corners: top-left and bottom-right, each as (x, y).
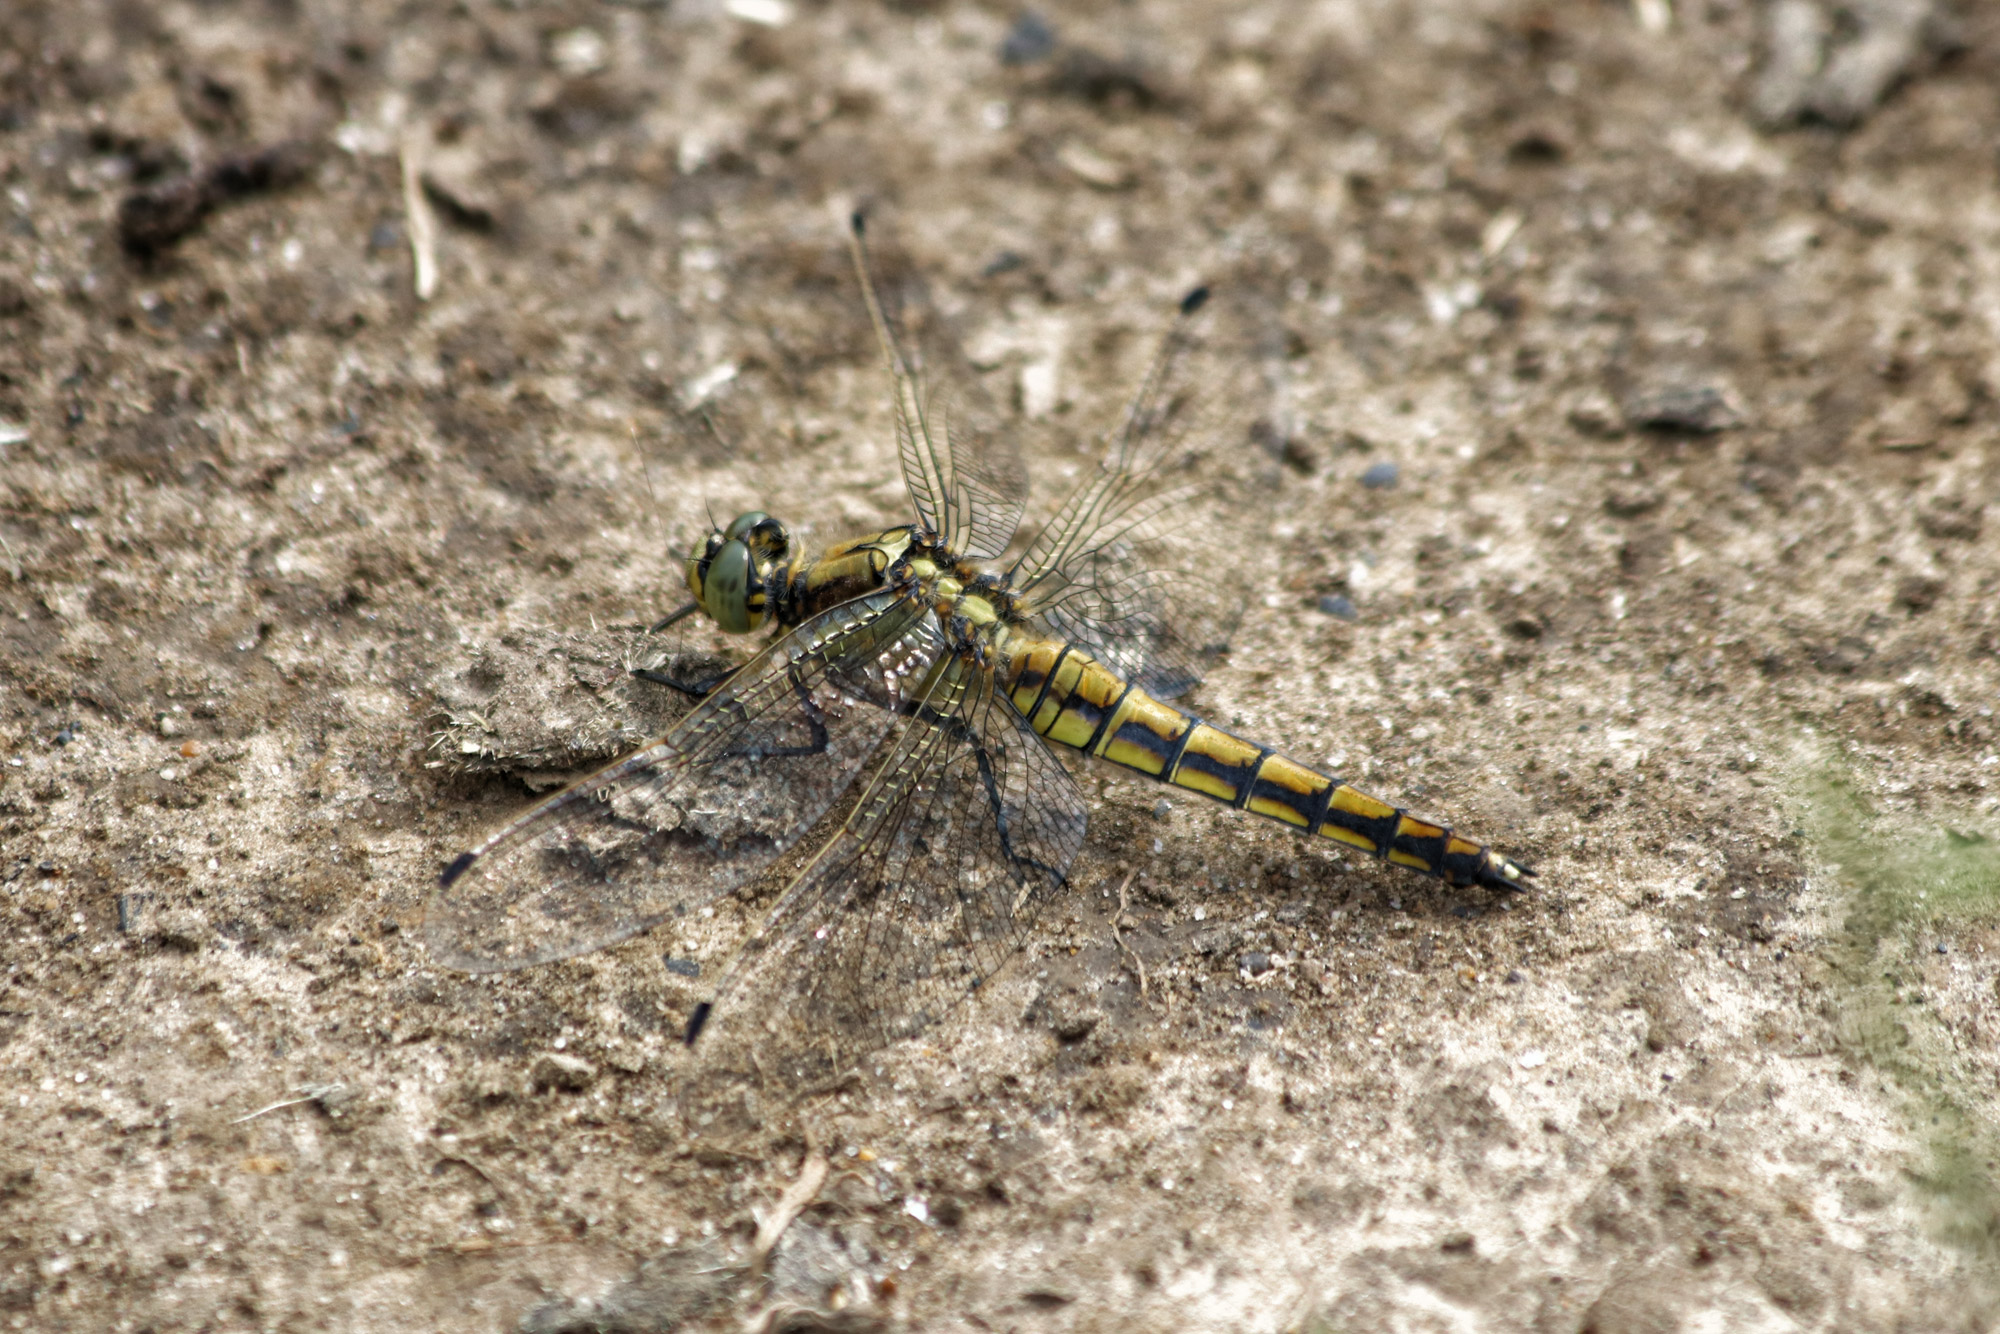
top-left (3, 1), bottom-right (2000, 1331)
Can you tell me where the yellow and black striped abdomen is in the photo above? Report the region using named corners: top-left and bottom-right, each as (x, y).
top-left (1001, 638), bottom-right (1532, 892)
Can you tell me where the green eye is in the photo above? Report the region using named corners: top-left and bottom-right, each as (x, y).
top-left (723, 511), bottom-right (770, 543)
top-left (702, 540), bottom-right (756, 634)
top-left (688, 512), bottom-right (789, 635)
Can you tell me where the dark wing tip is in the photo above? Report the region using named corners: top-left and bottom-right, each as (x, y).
top-left (1180, 286), bottom-right (1210, 315)
top-left (684, 1000), bottom-right (714, 1047)
top-left (439, 851), bottom-right (476, 888)
top-left (850, 209), bottom-right (867, 237)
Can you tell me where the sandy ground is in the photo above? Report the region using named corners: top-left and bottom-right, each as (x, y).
top-left (3, 1), bottom-right (2000, 1330)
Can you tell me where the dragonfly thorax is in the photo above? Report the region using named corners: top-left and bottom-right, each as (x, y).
top-left (686, 510), bottom-right (792, 634)
top-left (898, 554), bottom-right (1014, 638)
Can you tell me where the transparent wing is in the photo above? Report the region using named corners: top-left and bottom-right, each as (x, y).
top-left (695, 653), bottom-right (1087, 1084)
top-left (849, 215), bottom-right (1027, 563)
top-left (1012, 287), bottom-right (1278, 699)
top-left (423, 590), bottom-right (941, 972)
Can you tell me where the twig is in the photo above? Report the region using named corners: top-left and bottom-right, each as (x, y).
top-left (1110, 870), bottom-right (1147, 998)
top-left (435, 1237), bottom-right (556, 1256)
top-left (401, 134), bottom-right (439, 302)
top-left (749, 1134), bottom-right (830, 1276)
top-left (230, 1082), bottom-right (348, 1125)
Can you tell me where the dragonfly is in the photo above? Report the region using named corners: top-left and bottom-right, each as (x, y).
top-left (425, 216), bottom-right (1533, 1081)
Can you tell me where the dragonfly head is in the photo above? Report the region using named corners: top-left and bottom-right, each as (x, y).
top-left (686, 510), bottom-right (792, 634)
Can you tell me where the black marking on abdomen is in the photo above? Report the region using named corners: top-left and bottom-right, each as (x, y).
top-left (1161, 714), bottom-right (1202, 780)
top-left (1247, 769), bottom-right (1320, 826)
top-left (1233, 747), bottom-right (1274, 810)
top-left (1083, 680), bottom-right (1137, 754)
top-left (1175, 744), bottom-right (1254, 797)
top-left (1440, 846), bottom-right (1490, 885)
top-left (1326, 804), bottom-right (1401, 858)
top-left (1304, 779), bottom-right (1338, 838)
top-left (1023, 644), bottom-right (1072, 723)
top-left (1395, 827), bottom-right (1449, 873)
top-left (1109, 715), bottom-right (1178, 770)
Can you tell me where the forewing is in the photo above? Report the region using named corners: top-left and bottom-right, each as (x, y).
top-left (850, 217), bottom-right (1027, 562)
top-left (423, 591), bottom-right (940, 972)
top-left (1013, 287), bottom-right (1278, 699)
top-left (695, 656), bottom-right (1087, 1084)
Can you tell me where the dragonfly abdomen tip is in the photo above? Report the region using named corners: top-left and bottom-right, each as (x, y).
top-left (439, 851), bottom-right (475, 888)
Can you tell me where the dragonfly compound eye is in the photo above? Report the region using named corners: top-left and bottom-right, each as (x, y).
top-left (722, 510), bottom-right (770, 543)
top-left (695, 539), bottom-right (758, 633)
top-left (690, 511), bottom-right (787, 634)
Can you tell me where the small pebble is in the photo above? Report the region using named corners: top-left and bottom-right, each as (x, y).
top-left (723, 0), bottom-right (791, 25)
top-left (1517, 1048), bottom-right (1547, 1070)
top-left (663, 957), bottom-right (700, 978)
top-left (1151, 799), bottom-right (1172, 821)
top-left (1505, 969), bottom-right (1525, 985)
top-left (1238, 951), bottom-right (1272, 977)
top-left (1752, 0), bottom-right (1827, 124)
top-left (1317, 594), bottom-right (1358, 620)
top-left (1000, 11), bottom-right (1056, 65)
top-left (530, 1052), bottom-right (597, 1093)
top-left (1360, 461), bottom-right (1400, 490)
top-left (1623, 384), bottom-right (1741, 433)
top-left (547, 27), bottom-right (607, 77)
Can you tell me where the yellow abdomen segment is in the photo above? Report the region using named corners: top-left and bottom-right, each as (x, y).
top-left (1002, 638), bottom-right (1530, 891)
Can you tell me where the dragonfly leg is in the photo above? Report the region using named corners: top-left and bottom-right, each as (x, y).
top-left (723, 665), bottom-right (832, 758)
top-left (900, 695), bottom-right (1069, 889)
top-left (630, 665), bottom-right (733, 698)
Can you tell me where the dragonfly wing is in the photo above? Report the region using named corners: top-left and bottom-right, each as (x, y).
top-left (696, 655), bottom-right (1087, 1083)
top-left (423, 591), bottom-right (941, 972)
top-left (1032, 510), bottom-right (1247, 701)
top-left (1013, 286), bottom-right (1278, 699)
top-left (849, 215), bottom-right (1027, 563)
